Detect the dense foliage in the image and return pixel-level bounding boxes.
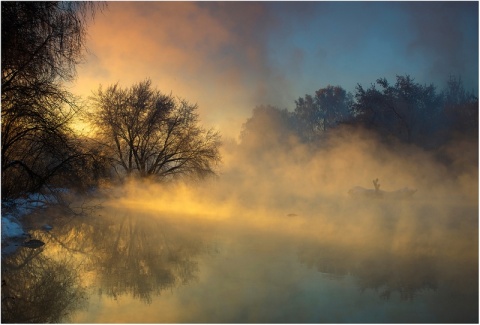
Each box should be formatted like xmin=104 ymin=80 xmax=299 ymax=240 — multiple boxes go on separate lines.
xmin=243 ymin=75 xmax=478 ymax=152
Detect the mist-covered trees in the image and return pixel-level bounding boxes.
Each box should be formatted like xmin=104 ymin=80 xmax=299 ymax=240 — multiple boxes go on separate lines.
xmin=442 ymin=76 xmax=478 ymax=138
xmin=350 ymin=75 xmax=478 ymax=148
xmin=352 ymin=75 xmax=445 ymax=147
xmin=241 ymin=105 xmax=296 ymax=150
xmin=295 ymin=85 xmax=353 ymax=140
xmin=90 ymin=80 xmax=221 ymax=180
xmin=241 ymin=75 xmax=477 ymax=151
xmin=1 ymin=2 xmax=104 ymax=199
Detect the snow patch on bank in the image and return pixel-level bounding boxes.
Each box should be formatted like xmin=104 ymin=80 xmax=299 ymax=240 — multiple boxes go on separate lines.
xmin=1 ymin=212 xmax=29 ymax=255
xmin=1 ymin=215 xmax=24 ymax=241
xmin=1 ymin=191 xmax=65 ymax=254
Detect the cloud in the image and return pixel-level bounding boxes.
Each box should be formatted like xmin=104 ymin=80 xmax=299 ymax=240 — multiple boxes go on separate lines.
xmin=404 ymin=2 xmax=478 ymax=89
xmin=73 ymin=2 xmax=478 ymax=140
xmin=74 ymin=2 xmax=285 ymax=138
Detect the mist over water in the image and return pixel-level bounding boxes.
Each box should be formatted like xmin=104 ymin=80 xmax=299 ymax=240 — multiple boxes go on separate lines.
xmin=76 ymin=123 xmax=476 ymax=322
xmin=112 ymin=123 xmax=477 ymax=216
xmin=3 ymin=122 xmax=477 ymax=323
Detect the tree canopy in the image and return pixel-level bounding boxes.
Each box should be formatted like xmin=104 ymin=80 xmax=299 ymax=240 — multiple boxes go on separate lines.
xmin=294 ymin=85 xmax=353 ymax=141
xmin=1 ymin=2 xmax=104 ymax=200
xmin=90 ymin=79 xmax=221 ymax=180
xmin=241 ymin=75 xmax=477 ymax=151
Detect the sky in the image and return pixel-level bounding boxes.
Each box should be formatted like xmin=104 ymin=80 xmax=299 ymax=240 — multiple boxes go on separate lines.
xmin=71 ymin=1 xmax=479 ymax=140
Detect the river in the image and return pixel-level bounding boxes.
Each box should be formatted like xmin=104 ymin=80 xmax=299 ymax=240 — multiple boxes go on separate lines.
xmin=1 ymin=191 xmax=478 ymax=323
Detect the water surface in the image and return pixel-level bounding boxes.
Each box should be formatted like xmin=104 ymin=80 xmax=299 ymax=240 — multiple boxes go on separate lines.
xmin=1 ymin=195 xmax=477 ymax=323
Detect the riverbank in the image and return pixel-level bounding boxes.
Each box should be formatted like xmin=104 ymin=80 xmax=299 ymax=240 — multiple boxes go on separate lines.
xmin=1 ymin=192 xmax=64 ymax=256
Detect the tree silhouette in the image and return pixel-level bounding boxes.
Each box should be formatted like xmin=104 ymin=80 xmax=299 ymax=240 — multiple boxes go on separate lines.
xmin=442 ymin=76 xmax=478 ymax=139
xmin=351 ymin=75 xmax=474 ymax=148
xmin=90 ymin=79 xmax=221 ymax=180
xmin=294 ymin=85 xmax=353 ymax=140
xmin=1 ymin=2 xmax=105 ymax=199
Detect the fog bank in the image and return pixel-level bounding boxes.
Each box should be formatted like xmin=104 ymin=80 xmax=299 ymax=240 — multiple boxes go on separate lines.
xmin=102 ymin=123 xmax=477 ymax=226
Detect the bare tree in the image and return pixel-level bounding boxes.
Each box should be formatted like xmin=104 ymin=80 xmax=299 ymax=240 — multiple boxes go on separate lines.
xmin=90 ymin=79 xmax=221 ymax=180
xmin=1 ymin=2 xmax=105 ymax=200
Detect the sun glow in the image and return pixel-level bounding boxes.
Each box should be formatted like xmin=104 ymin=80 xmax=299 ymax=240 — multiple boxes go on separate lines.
xmin=106 ymin=181 xmax=234 ymax=221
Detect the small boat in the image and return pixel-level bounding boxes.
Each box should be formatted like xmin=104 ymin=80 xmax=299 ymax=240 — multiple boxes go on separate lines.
xmin=19 ymin=239 xmax=45 ymax=249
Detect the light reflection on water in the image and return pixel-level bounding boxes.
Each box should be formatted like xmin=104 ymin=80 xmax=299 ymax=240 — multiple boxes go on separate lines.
xmin=1 ymin=197 xmax=478 ymax=323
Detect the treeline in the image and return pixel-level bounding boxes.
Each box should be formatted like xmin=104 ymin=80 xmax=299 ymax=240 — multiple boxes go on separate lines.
xmin=242 ymin=75 xmax=478 ymax=151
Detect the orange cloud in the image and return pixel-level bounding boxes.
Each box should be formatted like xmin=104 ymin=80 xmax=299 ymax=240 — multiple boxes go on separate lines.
xmin=72 ymin=2 xmax=285 ymax=139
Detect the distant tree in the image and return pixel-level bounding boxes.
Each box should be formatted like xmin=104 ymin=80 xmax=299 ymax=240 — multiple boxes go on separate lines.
xmin=240 ymin=105 xmax=296 ymax=149
xmin=1 ymin=2 xmax=104 ymax=199
xmin=294 ymin=85 xmax=352 ymax=141
xmin=90 ymin=79 xmax=221 ymax=180
xmin=441 ymin=76 xmax=478 ymax=139
xmin=293 ymin=94 xmax=318 ymax=141
xmin=315 ymin=86 xmax=353 ymax=130
xmin=352 ymin=75 xmax=444 ymax=148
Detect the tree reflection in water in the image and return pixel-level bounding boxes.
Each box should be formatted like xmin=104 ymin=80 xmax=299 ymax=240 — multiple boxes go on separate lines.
xmin=2 ymin=207 xmax=207 ymax=322
xmin=296 ymin=200 xmax=477 ymax=303
xmin=1 ymin=245 xmax=87 ymax=323
xmin=299 ymin=243 xmax=438 ymax=301
xmin=91 ymin=214 xmax=202 ymax=304
xmin=41 ymin=210 xmax=204 ymax=303
xmin=2 ymin=195 xmax=477 ymax=323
